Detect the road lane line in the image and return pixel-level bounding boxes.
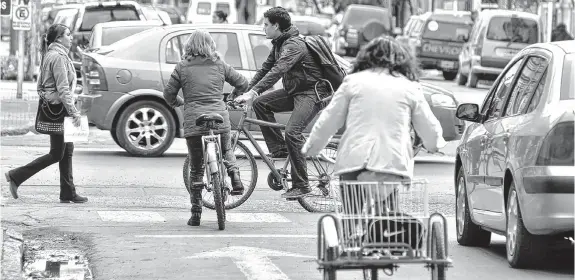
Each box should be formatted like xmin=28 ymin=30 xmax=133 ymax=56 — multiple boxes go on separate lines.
xmin=135 ymin=234 xmax=317 ymax=238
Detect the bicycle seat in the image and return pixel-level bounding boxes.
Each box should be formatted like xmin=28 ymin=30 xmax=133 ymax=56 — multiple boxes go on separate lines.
xmin=196 ymin=113 xmax=224 ymax=126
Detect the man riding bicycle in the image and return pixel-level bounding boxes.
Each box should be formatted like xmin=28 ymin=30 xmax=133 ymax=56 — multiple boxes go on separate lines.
xmin=234 ymin=6 xmax=329 ymax=199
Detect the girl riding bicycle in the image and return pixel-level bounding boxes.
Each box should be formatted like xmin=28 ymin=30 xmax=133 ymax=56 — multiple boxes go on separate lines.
xmin=163 ymin=29 xmax=249 ymax=226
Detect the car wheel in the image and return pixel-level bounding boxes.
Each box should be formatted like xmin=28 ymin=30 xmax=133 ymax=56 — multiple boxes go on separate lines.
xmin=456 ymin=69 xmax=467 ymax=86
xmin=111 ymin=130 xmax=122 ymax=147
xmin=456 ymin=167 xmax=491 ymax=247
xmin=467 ymin=72 xmax=478 ymax=88
xmin=442 ymin=71 xmax=457 ymax=81
xmin=506 ymin=182 xmax=549 ymax=268
xmin=116 ymin=100 xmax=176 ymax=157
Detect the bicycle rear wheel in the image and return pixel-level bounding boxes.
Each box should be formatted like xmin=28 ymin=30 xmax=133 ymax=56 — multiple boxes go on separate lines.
xmin=298 ymin=143 xmax=340 ymax=213
xmin=183 ymin=141 xmax=258 ymax=209
xmin=212 ymin=172 xmax=226 ymax=230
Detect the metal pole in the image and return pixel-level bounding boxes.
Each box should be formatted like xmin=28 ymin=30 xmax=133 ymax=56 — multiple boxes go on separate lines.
xmin=547 ymin=0 xmax=554 ymax=42
xmin=16 ymin=29 xmax=24 ymax=99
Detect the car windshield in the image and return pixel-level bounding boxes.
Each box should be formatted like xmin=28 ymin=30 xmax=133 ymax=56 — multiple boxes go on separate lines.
xmin=486 ymin=16 xmax=538 ymax=44
xmin=101 ymin=26 xmax=156 ymax=46
xmin=215 ymin=3 xmax=230 ymax=15
xmin=342 ymin=8 xmax=389 ymax=28
xmin=561 ymin=53 xmax=574 ymax=100
xmin=422 ymin=21 xmax=471 ymax=42
xmin=79 ymin=7 xmax=140 ymax=31
xmin=197 ymin=3 xmax=211 ymax=15
xmin=54 ymin=8 xmax=79 ymax=29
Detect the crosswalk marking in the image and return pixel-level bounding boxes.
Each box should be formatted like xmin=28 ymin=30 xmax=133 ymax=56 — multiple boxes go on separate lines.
xmin=97 ymin=210 xmax=293 ymax=223
xmin=97 ymin=211 xmax=166 ymax=222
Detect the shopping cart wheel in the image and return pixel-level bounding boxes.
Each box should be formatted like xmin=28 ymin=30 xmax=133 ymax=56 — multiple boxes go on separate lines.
xmin=320 ymin=216 xmax=339 ymax=280
xmin=430 ymin=221 xmax=447 ymax=280
xmin=362 ymin=269 xmax=378 ymax=280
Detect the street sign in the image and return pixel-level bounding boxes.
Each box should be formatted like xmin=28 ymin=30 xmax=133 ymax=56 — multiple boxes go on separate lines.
xmin=1 ymin=0 xmax=11 ymax=16
xmin=12 ymin=0 xmax=31 ymax=30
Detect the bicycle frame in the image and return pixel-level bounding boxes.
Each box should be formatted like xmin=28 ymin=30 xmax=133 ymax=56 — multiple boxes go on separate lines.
xmin=201 ymin=127 xmax=224 ymax=188
xmin=229 ymin=104 xmax=335 ymax=187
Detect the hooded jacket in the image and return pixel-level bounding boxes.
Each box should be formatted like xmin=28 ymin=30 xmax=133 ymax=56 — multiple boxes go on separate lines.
xmin=248 ymin=26 xmax=325 ymax=95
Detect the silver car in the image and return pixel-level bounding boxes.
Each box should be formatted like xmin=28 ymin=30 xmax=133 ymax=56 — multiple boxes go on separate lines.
xmin=454 ymin=41 xmax=574 ymax=268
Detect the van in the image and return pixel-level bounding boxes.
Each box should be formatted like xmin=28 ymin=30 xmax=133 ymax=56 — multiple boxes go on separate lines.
xmin=186 ymin=0 xmax=236 ymax=24
xmin=458 ymin=9 xmax=543 ymax=88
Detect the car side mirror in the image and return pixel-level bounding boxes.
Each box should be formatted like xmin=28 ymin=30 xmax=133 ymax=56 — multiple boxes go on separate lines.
xmin=456 ymin=103 xmax=481 ymax=122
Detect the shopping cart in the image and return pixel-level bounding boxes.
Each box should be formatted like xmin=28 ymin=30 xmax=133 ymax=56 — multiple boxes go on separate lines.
xmin=317 ymin=179 xmax=452 ymax=280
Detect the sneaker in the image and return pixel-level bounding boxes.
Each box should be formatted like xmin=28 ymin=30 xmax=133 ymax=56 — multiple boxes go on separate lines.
xmin=187 ymin=213 xmax=201 ymax=226
xmin=228 ymin=170 xmax=244 ymax=196
xmin=281 ymin=187 xmax=312 ymax=199
xmin=60 ymin=195 xmax=88 ymax=203
xmin=267 ymin=150 xmax=289 ymax=159
xmin=5 ymin=172 xmax=18 ymax=199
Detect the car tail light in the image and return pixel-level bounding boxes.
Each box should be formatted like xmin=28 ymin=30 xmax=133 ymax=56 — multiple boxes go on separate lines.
xmin=83 ymin=56 xmax=108 ymax=92
xmin=536 ymin=121 xmax=574 ymax=166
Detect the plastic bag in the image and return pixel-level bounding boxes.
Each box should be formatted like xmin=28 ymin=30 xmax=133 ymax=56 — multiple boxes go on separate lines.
xmin=64 ymin=116 xmax=89 ymax=143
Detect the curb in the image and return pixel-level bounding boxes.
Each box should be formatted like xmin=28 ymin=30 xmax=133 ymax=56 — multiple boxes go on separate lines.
xmin=1 ymin=227 xmax=24 ymax=280
xmin=0 ymin=125 xmax=34 ymax=136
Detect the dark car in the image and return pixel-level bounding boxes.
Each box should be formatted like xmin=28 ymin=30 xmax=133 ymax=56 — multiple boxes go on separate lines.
xmin=79 ymin=24 xmax=463 ymax=157
xmin=332 ymin=4 xmax=393 ymax=57
xmin=397 ymin=11 xmax=473 ymax=81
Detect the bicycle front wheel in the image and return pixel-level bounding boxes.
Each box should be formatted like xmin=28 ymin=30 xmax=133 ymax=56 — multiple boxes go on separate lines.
xmin=212 ymin=172 xmax=226 ymax=230
xmin=298 ymin=142 xmax=340 ymax=213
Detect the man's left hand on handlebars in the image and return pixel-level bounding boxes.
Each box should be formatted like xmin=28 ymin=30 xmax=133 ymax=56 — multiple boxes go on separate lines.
xmin=234 ymin=89 xmax=257 ymax=104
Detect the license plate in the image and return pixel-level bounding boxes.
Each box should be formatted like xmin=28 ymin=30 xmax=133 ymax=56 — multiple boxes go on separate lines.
xmin=440 ymin=61 xmax=456 ymax=69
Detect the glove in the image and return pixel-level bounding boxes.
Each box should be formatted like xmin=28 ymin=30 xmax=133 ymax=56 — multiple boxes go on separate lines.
xmin=234 ymin=90 xmax=257 ymax=104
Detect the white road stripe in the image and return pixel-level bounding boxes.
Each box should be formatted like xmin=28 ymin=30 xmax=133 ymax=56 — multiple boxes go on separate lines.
xmin=135 ymin=234 xmax=317 ymax=238
xmin=97 ymin=211 xmax=292 ymax=223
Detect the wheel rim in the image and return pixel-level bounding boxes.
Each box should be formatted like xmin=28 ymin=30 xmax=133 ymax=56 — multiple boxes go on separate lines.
xmin=456 ymin=176 xmax=466 ymax=237
xmin=124 ymin=107 xmax=169 ymax=150
xmin=506 ymin=189 xmax=518 ymax=257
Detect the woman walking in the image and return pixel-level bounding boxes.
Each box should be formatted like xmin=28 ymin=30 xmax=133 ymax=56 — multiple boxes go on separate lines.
xmin=163 ymin=30 xmax=248 ymax=226
xmin=302 ymin=36 xmax=446 ymax=207
xmin=5 ymin=24 xmax=86 ymax=203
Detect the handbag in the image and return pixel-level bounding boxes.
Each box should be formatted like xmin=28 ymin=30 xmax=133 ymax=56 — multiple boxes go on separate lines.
xmin=34 ymin=55 xmax=69 ymax=135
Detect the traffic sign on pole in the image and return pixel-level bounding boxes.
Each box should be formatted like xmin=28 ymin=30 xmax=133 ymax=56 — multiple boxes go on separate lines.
xmin=12 ymin=0 xmax=31 ymax=30
xmin=1 ymin=0 xmax=11 ymax=16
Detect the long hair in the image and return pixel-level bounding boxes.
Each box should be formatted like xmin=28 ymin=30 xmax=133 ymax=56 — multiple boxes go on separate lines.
xmin=40 ymin=24 xmax=69 ymax=57
xmin=350 ymin=36 xmax=421 ymax=82
xmin=182 ymin=29 xmax=220 ymax=62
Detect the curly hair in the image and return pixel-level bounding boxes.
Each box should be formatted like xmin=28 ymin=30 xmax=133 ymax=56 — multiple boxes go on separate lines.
xmin=182 ymin=29 xmax=221 ymax=62
xmin=350 ymin=36 xmax=421 ymax=82
xmin=263 ymin=6 xmax=291 ymax=31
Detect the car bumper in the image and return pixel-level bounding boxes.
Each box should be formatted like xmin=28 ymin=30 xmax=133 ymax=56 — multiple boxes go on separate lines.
xmin=78 ymin=90 xmax=127 ymax=130
xmin=517 ymin=165 xmax=574 ymax=235
xmin=419 ymin=57 xmax=459 ymax=72
xmin=471 ymin=64 xmax=502 ymax=76
xmin=431 ymin=106 xmax=464 ymax=141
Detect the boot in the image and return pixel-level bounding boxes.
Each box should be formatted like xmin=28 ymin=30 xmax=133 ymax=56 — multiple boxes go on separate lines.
xmin=187 ymin=183 xmax=204 ymax=226
xmin=228 ymin=170 xmax=244 ymax=196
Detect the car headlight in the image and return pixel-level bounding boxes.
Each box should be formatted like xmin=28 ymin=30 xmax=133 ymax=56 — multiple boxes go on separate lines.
xmin=431 ymin=94 xmax=456 ymax=108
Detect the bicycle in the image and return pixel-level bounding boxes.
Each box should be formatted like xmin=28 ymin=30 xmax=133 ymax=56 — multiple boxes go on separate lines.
xmin=189 ymin=113 xmax=230 ymax=230
xmin=317 ymin=179 xmax=452 ymax=280
xmin=183 ymin=100 xmax=341 ymax=213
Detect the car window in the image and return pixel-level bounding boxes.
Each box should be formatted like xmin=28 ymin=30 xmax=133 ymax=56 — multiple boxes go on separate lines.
xmin=197 ymin=2 xmax=211 ymax=15
xmin=486 ymin=16 xmax=538 ymax=44
xmin=102 ymin=26 xmax=156 ymax=46
xmin=210 ymin=32 xmax=242 ymax=68
xmin=166 ymin=35 xmax=184 ymax=64
xmin=80 ymin=7 xmax=140 ymax=31
xmin=422 ymin=20 xmax=471 ymax=42
xmin=342 ymin=8 xmax=390 ymax=28
xmin=53 ymin=8 xmax=79 ymax=29
xmin=249 ymin=34 xmax=272 ymax=70
xmin=526 ymin=70 xmax=547 ymax=112
xmin=483 ymin=57 xmax=525 ymax=120
xmin=561 ymin=53 xmax=574 ymax=100
xmin=215 ymin=3 xmax=230 ymax=15
xmin=504 ymin=56 xmax=548 ymax=116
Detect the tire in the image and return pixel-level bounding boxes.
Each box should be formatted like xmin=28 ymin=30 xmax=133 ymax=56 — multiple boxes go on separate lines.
xmin=111 ymin=130 xmax=122 ymax=148
xmin=467 ymin=72 xmax=478 ymax=88
xmin=116 ymin=100 xmax=176 ymax=157
xmin=456 ymin=70 xmax=467 ymax=86
xmin=455 ymin=167 xmax=491 ymax=247
xmin=506 ymin=182 xmax=548 ymax=268
xmin=298 ymin=143 xmax=339 ymax=213
xmin=442 ymin=71 xmax=457 ymax=81
xmin=430 ymin=221 xmax=447 ymax=280
xmin=183 ymin=141 xmax=258 ymax=210
xmin=212 ymin=172 xmax=226 ymax=231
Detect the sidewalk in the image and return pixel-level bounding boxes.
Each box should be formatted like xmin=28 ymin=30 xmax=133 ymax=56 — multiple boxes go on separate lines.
xmin=1 ymin=80 xmax=38 ymax=136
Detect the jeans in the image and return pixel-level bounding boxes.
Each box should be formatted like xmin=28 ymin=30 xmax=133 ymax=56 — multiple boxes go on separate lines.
xmin=252 ymin=89 xmax=321 ymax=189
xmin=7 ymin=134 xmax=77 ymax=199
xmin=186 ymin=132 xmax=238 ymax=185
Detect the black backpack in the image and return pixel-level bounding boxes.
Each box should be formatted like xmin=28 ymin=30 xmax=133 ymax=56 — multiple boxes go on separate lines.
xmin=303 ymin=35 xmax=347 ymax=93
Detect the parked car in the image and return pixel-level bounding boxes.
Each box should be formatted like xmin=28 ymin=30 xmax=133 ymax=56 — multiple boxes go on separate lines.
xmin=454 ymin=41 xmax=574 ymax=268
xmin=396 ymin=11 xmax=474 ymax=81
xmin=458 ymin=9 xmax=543 ymax=88
xmin=53 ymin=1 xmax=148 ymax=75
xmin=186 ymin=0 xmax=236 ymax=24
xmin=141 ymin=6 xmax=172 ymax=25
xmin=79 ymin=24 xmax=463 ymax=157
xmin=332 ymin=4 xmax=394 ymax=57
xmin=86 ymin=21 xmax=165 ymax=51
xmin=144 ymin=4 xmax=186 ymax=24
